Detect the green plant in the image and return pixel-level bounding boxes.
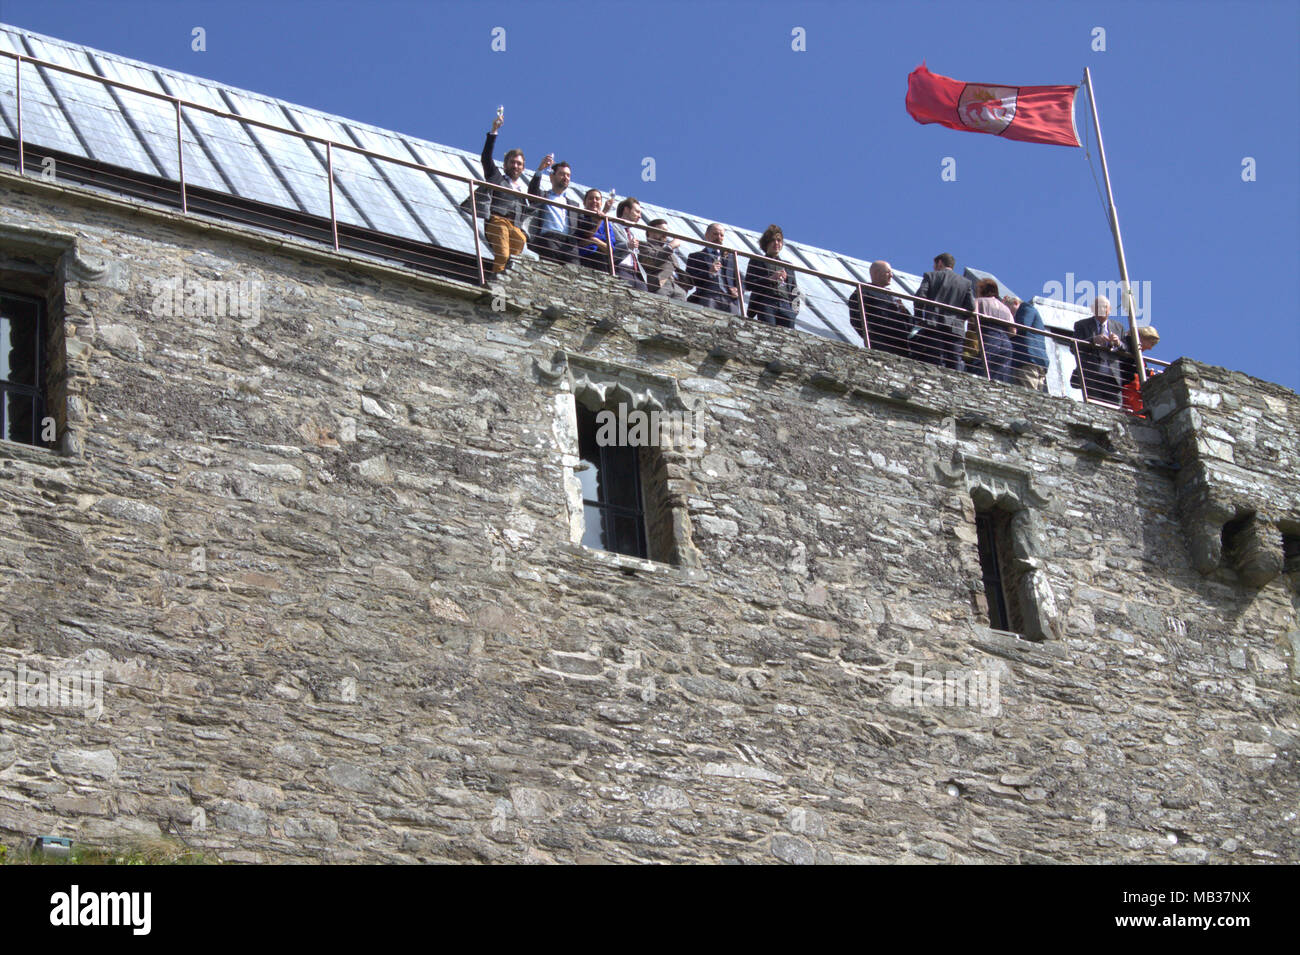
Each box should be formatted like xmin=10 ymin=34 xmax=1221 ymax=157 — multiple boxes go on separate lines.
xmin=3 ymin=836 xmax=216 ymax=865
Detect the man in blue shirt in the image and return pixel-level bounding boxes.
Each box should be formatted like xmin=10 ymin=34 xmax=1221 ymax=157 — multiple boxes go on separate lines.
xmin=1005 ymin=294 xmax=1049 ymax=393
xmin=528 ymin=156 xmax=580 ymax=264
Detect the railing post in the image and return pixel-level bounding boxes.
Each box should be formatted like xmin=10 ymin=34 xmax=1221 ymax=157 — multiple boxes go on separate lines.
xmin=732 ymin=250 xmax=744 ymax=316
xmin=975 ymin=311 xmax=991 ymax=380
xmin=175 ymin=99 xmax=187 ymax=213
xmin=15 ymin=55 xmax=23 ymax=176
xmin=326 ymin=141 xmax=339 ymax=252
xmin=604 ymin=212 xmax=616 ymax=277
xmin=1071 ymin=339 xmax=1091 ymax=404
xmin=469 ymin=180 xmax=485 ymax=285
xmin=856 ymin=282 xmax=871 ymax=349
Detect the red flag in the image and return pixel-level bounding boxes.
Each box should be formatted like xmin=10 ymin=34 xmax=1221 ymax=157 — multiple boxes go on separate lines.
xmin=906 ymin=63 xmax=1080 ymax=147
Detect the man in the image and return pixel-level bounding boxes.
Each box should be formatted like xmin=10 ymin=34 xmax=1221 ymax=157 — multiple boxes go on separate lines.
xmin=849 ymin=260 xmax=914 ymax=358
xmin=641 ymin=219 xmax=689 ymax=301
xmin=527 ymin=156 xmax=580 ymax=264
xmin=575 ymin=188 xmax=617 ymax=271
xmin=480 ymin=111 xmax=530 ymax=274
xmin=1005 ymin=294 xmax=1048 ymax=393
xmin=610 ymin=197 xmax=647 ymax=290
xmin=913 ymin=253 xmax=975 ymax=370
xmin=686 ymin=223 xmax=741 ymax=315
xmin=1072 ymin=295 xmax=1127 ymax=404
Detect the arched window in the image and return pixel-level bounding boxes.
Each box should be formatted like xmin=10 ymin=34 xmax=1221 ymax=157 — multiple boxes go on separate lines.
xmin=544 ymin=353 xmax=704 ymax=568
xmin=576 ymin=400 xmax=648 ymax=559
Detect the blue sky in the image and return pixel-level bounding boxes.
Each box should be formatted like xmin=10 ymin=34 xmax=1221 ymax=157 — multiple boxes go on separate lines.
xmin=3 ymin=0 xmax=1297 ymax=390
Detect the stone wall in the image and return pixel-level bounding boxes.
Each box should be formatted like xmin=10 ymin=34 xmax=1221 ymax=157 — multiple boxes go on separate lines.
xmin=0 ymin=173 xmax=1296 ymax=863
xmin=1145 ymin=363 xmax=1300 ymax=588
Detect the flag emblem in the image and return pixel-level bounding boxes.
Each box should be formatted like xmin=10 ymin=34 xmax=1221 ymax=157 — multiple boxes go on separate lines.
xmin=958 ymin=86 xmax=1017 ymax=133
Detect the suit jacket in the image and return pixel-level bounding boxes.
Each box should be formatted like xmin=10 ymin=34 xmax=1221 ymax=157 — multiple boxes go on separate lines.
xmin=686 ymin=247 xmax=740 ymax=314
xmin=1073 ymin=316 xmax=1128 ymax=385
xmin=527 ymin=172 xmax=580 ymax=238
xmin=610 ymin=221 xmax=643 ymax=273
xmin=914 ymin=268 xmax=975 ymax=331
xmin=480 ymin=132 xmax=528 ymax=226
xmin=850 ymin=284 xmax=914 ymax=355
xmin=641 ymin=238 xmax=689 ymax=300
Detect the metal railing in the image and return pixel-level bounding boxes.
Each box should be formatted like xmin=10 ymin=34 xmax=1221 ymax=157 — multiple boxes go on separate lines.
xmin=0 ymin=47 xmax=1167 ymax=412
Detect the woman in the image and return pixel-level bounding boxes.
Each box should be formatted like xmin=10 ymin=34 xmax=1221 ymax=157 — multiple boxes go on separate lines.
xmin=575 ymin=188 xmax=618 ymax=272
xmin=744 ymin=224 xmax=800 ymax=329
xmin=970 ymin=278 xmax=1015 ymax=383
xmin=1121 ymin=325 xmax=1161 ymax=414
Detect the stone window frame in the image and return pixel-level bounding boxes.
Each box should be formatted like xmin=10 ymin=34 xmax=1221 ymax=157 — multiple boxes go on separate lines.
xmin=1216 ymin=510 xmax=1296 ymax=589
xmin=0 ymin=289 xmax=50 ymax=447
xmin=0 ymin=223 xmax=107 ymax=459
xmin=934 ymin=445 xmax=1063 ymax=642
xmin=537 ymin=350 xmax=703 ymax=569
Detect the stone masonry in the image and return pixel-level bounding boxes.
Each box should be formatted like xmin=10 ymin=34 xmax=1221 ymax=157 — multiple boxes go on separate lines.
xmin=0 ymin=171 xmax=1296 ymax=863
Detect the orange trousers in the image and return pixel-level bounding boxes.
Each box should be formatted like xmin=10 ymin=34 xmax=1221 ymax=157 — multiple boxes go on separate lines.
xmin=485 ymin=215 xmax=527 ymax=272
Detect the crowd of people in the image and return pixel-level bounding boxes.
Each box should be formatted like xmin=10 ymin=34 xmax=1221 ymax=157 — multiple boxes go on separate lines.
xmin=476 ymin=113 xmax=1160 ymax=411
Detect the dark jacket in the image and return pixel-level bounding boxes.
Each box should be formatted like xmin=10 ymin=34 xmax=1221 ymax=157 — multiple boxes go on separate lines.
xmin=850 ymin=284 xmax=914 ymax=356
xmin=914 ymin=268 xmax=975 ymax=332
xmin=685 ymin=247 xmax=741 ymax=314
xmin=1072 ymin=315 xmax=1129 ymax=392
xmin=480 ymin=132 xmax=529 ymax=226
xmin=641 ymin=238 xmax=688 ymax=300
xmin=743 ymin=255 xmax=799 ymax=327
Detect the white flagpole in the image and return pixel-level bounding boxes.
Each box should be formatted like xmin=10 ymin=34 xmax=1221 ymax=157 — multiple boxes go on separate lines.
xmin=1083 ymin=67 xmax=1146 ymax=383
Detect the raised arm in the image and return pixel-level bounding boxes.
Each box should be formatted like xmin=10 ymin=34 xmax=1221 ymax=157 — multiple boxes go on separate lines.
xmin=528 ymin=154 xmax=555 ymax=200
xmin=481 ymin=113 xmax=504 ymax=180
xmin=481 ymin=131 xmax=499 ymax=181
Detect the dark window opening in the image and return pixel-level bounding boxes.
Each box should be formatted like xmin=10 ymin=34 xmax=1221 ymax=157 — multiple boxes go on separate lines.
xmin=1220 ymin=512 xmax=1256 ymax=564
xmin=576 ymin=402 xmax=648 ymax=559
xmin=0 ymin=291 xmax=52 ymax=448
xmin=975 ymin=508 xmax=1023 ymax=634
xmin=1282 ymin=530 xmax=1299 ymax=574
